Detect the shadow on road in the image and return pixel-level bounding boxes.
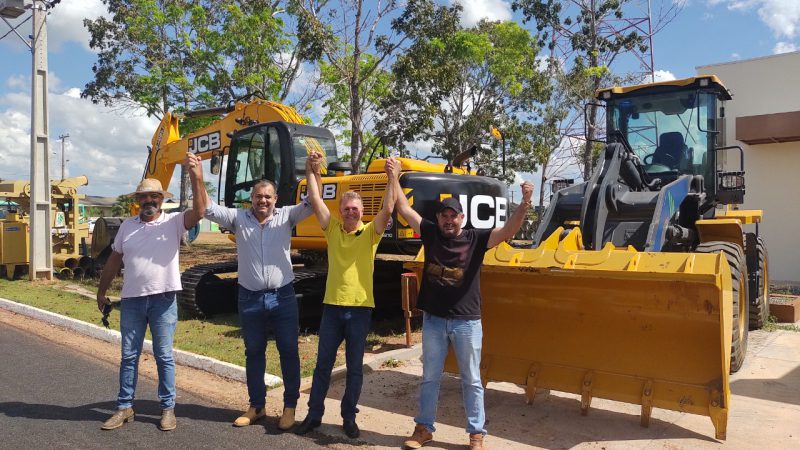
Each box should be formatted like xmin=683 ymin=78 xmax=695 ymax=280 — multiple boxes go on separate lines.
xmin=0 ymin=399 xmax=241 ymax=426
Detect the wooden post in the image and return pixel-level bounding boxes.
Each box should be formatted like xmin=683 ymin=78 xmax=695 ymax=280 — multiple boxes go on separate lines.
xmin=401 ymin=272 xmax=419 ymax=348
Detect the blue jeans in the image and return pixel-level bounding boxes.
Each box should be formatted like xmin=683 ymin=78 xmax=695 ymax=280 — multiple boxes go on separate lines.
xmin=415 ymin=312 xmax=485 ymax=435
xmin=307 ymin=304 xmax=372 ymax=421
xmin=238 ymin=284 xmax=300 ymax=409
xmin=117 ymin=292 xmax=178 ymax=410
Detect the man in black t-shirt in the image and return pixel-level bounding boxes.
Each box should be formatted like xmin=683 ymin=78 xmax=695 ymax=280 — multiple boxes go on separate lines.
xmin=385 ymin=158 xmax=533 ymax=450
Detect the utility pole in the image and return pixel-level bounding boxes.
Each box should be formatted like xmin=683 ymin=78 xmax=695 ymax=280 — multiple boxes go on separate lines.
xmin=57 ymin=133 xmax=69 ymax=180
xmin=1 ymin=0 xmax=60 ymax=280
xmin=29 ymin=0 xmax=54 ymax=280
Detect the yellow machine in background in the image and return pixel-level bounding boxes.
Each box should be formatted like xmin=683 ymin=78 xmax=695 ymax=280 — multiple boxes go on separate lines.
xmin=0 ymin=176 xmax=91 ymax=279
xmin=92 ymin=95 xmax=509 ymax=318
xmin=406 ymin=76 xmax=768 ymax=440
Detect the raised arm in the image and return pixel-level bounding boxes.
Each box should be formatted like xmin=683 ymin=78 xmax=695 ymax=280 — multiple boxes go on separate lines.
xmin=389 ymin=159 xmax=422 ymax=235
xmin=305 ymin=151 xmax=331 ymax=229
xmin=372 ymin=158 xmax=398 ymax=234
xmin=183 ymin=152 xmax=206 ymax=230
xmin=487 ymin=181 xmax=533 ymax=249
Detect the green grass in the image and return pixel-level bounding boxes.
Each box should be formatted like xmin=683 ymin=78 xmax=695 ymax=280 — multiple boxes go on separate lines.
xmin=763 ymin=314 xmax=800 ymax=333
xmin=0 ymin=278 xmax=331 ymax=378
xmin=771 ymin=284 xmax=800 ymax=295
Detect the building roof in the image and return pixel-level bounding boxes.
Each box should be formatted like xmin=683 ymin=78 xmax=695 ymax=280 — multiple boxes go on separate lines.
xmin=696 ymin=50 xmax=800 ymax=70
xmin=83 ymin=195 xmax=118 ymax=208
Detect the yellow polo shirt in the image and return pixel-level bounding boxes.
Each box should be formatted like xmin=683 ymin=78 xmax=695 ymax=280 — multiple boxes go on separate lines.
xmin=323 ymin=216 xmax=383 ymax=308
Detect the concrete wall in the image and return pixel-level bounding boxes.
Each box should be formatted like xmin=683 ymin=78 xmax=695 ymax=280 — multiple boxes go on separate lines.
xmin=698 ymin=52 xmax=800 ymax=284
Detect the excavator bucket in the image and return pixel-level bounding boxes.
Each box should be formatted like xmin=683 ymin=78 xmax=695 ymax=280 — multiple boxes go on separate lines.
xmin=405 ymin=227 xmax=733 ymax=440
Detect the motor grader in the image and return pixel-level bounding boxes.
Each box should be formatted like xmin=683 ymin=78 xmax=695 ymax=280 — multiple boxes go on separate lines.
xmin=405 ymin=75 xmax=767 ymax=440
xmin=92 ymin=95 xmax=508 ymax=318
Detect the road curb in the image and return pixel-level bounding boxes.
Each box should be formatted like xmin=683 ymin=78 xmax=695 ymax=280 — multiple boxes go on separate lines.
xmin=0 ymin=297 xmax=283 ymax=387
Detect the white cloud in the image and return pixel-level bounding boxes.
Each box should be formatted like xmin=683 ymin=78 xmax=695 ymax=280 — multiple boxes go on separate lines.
xmin=773 ymin=41 xmax=798 ymax=53
xmin=6 ymin=74 xmax=26 ymax=89
xmin=404 ymin=138 xmax=434 ymax=158
xmin=653 ymin=69 xmax=677 ymax=82
xmin=731 ymin=52 xmax=741 ymax=59
xmin=0 ymin=75 xmax=160 ymax=197
xmin=453 ymin=0 xmax=513 ymax=27
xmin=716 ymin=0 xmax=800 ymax=39
xmin=47 ymin=0 xmax=110 ymax=52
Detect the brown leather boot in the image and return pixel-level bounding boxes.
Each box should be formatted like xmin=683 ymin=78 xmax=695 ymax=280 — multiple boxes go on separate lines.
xmin=101 ymin=408 xmax=134 ymax=430
xmin=159 ymin=408 xmax=177 ymax=431
xmin=233 ymin=406 xmax=266 ymax=427
xmin=403 ymin=423 xmax=433 ymax=449
xmin=278 ymin=407 xmax=296 ymax=431
xmin=469 ymin=433 xmax=485 ymax=450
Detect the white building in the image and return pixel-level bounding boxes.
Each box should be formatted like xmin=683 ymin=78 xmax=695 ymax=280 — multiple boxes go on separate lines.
xmin=698 ymin=51 xmax=800 ymax=284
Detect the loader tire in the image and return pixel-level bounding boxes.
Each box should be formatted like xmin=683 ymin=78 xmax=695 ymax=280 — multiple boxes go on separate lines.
xmin=745 ymin=234 xmax=770 ymax=329
xmin=696 ymin=241 xmax=748 ymax=373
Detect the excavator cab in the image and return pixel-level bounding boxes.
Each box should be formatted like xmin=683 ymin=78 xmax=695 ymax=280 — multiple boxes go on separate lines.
xmin=224 ymin=122 xmax=338 ymax=208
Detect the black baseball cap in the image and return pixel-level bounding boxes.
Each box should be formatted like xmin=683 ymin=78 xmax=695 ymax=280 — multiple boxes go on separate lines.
xmin=437 ymin=197 xmax=463 ymax=214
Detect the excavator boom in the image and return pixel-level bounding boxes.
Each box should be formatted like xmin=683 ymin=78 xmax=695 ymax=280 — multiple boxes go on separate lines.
xmin=144 ymin=99 xmax=306 ymax=190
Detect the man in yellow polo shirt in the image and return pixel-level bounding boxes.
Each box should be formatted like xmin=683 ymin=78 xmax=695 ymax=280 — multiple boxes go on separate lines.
xmin=295 ymin=151 xmax=398 ymax=438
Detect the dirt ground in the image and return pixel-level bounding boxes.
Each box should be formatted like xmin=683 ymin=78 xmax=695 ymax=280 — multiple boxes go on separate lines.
xmin=180 ymin=232 xmax=237 ymax=270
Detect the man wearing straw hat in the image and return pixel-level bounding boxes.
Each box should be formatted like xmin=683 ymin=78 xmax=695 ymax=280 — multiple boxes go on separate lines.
xmin=96 ymin=160 xmax=204 ymax=432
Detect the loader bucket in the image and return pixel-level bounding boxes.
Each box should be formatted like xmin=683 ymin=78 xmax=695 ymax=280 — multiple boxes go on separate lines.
xmin=405 ymin=227 xmax=733 ymax=440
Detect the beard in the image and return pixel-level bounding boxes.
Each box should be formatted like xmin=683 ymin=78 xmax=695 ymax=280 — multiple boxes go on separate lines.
xmin=140 ymin=202 xmax=159 ymax=218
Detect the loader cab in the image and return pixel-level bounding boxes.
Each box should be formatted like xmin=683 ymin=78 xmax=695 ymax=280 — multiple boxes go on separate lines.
xmin=599 ymin=76 xmax=733 ymax=202
xmin=224 ymin=122 xmax=337 ymax=208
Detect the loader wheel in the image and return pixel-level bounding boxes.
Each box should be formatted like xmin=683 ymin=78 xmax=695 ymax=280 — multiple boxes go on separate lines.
xmin=696 ymin=241 xmax=748 ymax=373
xmin=745 ymin=234 xmax=770 ymax=329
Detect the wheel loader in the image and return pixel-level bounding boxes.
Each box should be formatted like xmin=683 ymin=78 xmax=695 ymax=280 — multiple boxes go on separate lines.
xmin=405 ymin=75 xmax=767 ymax=440
xmin=92 ymin=94 xmax=508 ymax=318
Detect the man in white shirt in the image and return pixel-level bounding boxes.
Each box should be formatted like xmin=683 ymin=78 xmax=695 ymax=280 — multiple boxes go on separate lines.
xmin=96 ymin=160 xmax=203 ymax=432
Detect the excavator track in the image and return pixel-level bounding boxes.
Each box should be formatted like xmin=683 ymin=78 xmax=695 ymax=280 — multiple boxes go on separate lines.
xmin=178 ymin=256 xmax=406 ymax=321
xmin=179 ymin=261 xmax=239 ymax=318
xmin=178 ymin=260 xmax=331 ymax=319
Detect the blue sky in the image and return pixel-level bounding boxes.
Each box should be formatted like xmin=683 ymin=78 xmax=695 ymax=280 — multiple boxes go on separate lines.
xmin=1 ymin=0 xmax=798 ymax=198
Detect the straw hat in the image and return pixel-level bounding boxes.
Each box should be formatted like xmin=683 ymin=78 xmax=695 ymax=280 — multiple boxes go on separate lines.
xmin=130 ymin=178 xmax=173 ymax=198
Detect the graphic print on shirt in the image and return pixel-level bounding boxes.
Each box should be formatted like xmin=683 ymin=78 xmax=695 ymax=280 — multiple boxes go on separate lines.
xmin=424 ymin=262 xmax=466 ymax=288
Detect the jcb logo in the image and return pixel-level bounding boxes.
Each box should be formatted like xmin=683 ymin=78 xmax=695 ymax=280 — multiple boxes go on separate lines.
xmin=449 ymin=194 xmax=507 ymax=229
xmin=188 ymin=131 xmax=221 ymax=153
xmin=300 ymin=183 xmax=337 ymax=200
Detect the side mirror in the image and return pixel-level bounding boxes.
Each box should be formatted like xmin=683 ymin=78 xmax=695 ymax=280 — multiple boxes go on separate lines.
xmin=210 ymin=155 xmax=221 ymax=175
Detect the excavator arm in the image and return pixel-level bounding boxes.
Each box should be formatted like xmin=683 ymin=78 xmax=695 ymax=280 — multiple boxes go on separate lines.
xmin=142 ymin=99 xmax=306 ymax=190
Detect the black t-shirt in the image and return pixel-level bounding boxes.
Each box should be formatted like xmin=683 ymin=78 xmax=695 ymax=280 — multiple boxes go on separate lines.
xmin=416 ymin=219 xmax=492 ymax=320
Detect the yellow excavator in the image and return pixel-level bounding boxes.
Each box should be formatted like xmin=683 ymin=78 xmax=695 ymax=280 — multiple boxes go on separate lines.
xmin=93 ymin=94 xmax=509 ymax=318
xmin=405 ymin=75 xmax=767 ymax=440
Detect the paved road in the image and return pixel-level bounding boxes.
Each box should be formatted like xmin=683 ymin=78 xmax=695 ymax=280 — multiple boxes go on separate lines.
xmin=0 ymin=324 xmax=326 ymax=450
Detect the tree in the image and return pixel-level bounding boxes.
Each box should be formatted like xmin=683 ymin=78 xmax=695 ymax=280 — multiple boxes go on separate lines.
xmin=295 ymin=0 xmax=409 ymax=172
xmin=513 ymin=0 xmax=683 ymax=179
xmin=111 ymin=194 xmax=135 ymax=217
xmin=379 ymin=14 xmax=549 ymax=183
xmin=83 ymin=0 xmax=325 ymax=202
xmin=373 ymin=0 xmax=461 ymax=153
